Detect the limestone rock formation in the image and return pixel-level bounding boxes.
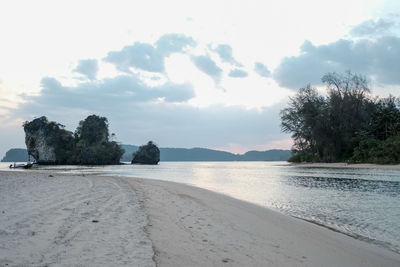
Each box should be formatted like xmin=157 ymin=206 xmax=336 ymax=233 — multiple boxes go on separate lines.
xmin=132 ymin=141 xmax=160 ymax=164
xmin=23 ymin=116 xmax=75 ymax=164
xmin=23 ymin=115 xmax=124 ymax=165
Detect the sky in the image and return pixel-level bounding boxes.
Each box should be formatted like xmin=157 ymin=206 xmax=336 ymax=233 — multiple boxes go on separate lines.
xmin=1 ymin=0 xmax=400 ymax=157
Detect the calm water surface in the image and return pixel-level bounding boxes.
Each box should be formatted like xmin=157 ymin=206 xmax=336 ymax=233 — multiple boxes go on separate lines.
xmin=2 ymin=161 xmax=400 ymax=253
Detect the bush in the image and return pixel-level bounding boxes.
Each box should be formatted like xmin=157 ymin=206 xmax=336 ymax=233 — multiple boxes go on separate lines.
xmin=288 ymin=151 xmax=316 ymax=162
xmin=351 ymin=135 xmax=400 ymax=164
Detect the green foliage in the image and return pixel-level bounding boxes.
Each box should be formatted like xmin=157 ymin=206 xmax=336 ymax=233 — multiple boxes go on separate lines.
xmin=75 ymin=115 xmax=109 ymax=145
xmin=351 ymin=135 xmax=400 ymax=164
xmin=75 ymin=140 xmax=124 ymax=165
xmin=287 ymin=151 xmax=317 ymax=163
xmin=281 ymin=71 xmax=400 ymax=163
xmin=371 ymin=96 xmax=400 ymax=140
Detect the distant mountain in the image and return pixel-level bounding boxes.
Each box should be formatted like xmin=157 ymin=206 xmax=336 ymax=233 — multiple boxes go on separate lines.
xmin=120 ymin=144 xmax=139 ymax=161
xmin=3 ymin=145 xmax=291 ymax=162
xmin=1 ymin=148 xmax=30 ymax=162
xmin=160 ymin=147 xmax=239 ymax=161
xmin=241 ymin=150 xmax=292 ymax=161
xmin=121 ymin=145 xmax=291 ymax=162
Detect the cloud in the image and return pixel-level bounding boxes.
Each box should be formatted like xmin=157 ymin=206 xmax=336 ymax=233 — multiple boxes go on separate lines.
xmin=214 ymin=44 xmax=242 ymax=66
xmin=191 ymin=55 xmax=223 ymax=82
xmin=254 ymin=62 xmax=271 ymax=78
xmin=103 ymin=34 xmax=196 ymax=73
xmin=350 ymin=18 xmax=394 ymax=37
xmin=104 ymin=42 xmax=164 ymax=73
xmin=155 ymin=33 xmax=196 ymax=56
xmin=273 ymin=36 xmax=400 ymax=89
xmin=228 ymin=69 xmax=248 ymax=78
xmin=73 ymin=59 xmax=98 ymax=80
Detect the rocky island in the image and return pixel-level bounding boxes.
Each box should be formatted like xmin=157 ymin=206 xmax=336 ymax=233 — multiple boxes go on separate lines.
xmin=132 ymin=141 xmax=160 ymax=164
xmin=23 ymin=115 xmax=124 ymax=165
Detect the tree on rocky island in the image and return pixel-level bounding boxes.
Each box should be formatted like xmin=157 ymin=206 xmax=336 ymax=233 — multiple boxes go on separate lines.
xmin=23 ymin=115 xmax=124 ymax=165
xmin=75 ymin=115 xmax=109 ymax=145
xmin=131 ymin=141 xmax=160 ymax=165
xmin=73 ymin=115 xmax=124 ymax=165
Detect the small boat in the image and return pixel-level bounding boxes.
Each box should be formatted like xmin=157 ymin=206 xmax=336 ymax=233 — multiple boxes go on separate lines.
xmin=9 ymin=163 xmax=34 ymax=169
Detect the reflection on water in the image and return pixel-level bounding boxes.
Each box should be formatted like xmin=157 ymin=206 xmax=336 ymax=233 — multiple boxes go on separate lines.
xmin=2 ymin=161 xmax=400 ymax=253
xmin=287 ymin=175 xmax=400 ymax=195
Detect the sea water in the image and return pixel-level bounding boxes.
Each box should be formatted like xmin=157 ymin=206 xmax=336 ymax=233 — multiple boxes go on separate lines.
xmin=2 ymin=161 xmax=400 ymax=253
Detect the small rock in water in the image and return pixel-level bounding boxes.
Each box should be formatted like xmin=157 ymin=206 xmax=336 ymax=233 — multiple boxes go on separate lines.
xmin=49 ymin=174 xmax=53 ymax=177
xmin=131 ymin=141 xmax=160 ymax=164
xmin=92 ymin=220 xmax=99 ymax=223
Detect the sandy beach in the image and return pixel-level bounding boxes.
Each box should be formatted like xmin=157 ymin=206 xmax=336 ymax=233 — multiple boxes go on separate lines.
xmin=0 ymin=171 xmax=154 ymax=266
xmin=1 ymin=171 xmax=400 ymax=266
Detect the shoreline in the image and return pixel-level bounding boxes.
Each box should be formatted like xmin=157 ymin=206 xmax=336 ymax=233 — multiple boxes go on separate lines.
xmin=290 ymin=162 xmax=400 ymax=170
xmin=1 ymin=170 xmax=400 ymax=266
xmin=293 ymin=216 xmax=398 ymax=255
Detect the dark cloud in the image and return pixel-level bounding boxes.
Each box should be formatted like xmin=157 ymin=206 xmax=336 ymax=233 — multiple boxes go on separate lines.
xmin=228 ymin=69 xmax=248 ymax=78
xmin=254 ymin=62 xmax=271 ymax=78
xmin=214 ymin=44 xmax=242 ymax=66
xmin=191 ymin=55 xmax=223 ymax=82
xmin=23 ymin=74 xmax=195 ymax=114
xmin=73 ymin=59 xmax=98 ymax=80
xmin=350 ymin=18 xmax=394 ymax=37
xmin=273 ymin=36 xmax=400 ymax=89
xmin=104 ymin=34 xmax=196 ymax=73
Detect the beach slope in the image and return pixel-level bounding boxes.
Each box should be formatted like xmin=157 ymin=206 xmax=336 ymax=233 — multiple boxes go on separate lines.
xmin=127 ymin=177 xmax=400 ymax=267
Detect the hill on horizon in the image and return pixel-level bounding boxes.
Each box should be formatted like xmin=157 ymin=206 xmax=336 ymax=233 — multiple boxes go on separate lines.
xmin=1 ymin=148 xmax=30 ymax=163
xmin=2 ymin=145 xmax=291 ymax=162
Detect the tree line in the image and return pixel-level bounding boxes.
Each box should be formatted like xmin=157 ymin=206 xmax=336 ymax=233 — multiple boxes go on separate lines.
xmin=280 ymin=71 xmax=400 ymax=163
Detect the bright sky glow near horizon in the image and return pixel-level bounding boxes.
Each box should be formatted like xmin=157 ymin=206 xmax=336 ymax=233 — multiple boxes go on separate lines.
xmin=1 ymin=0 xmax=400 ymax=157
